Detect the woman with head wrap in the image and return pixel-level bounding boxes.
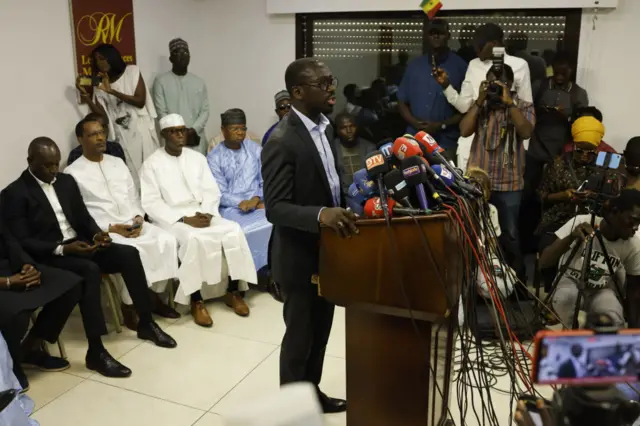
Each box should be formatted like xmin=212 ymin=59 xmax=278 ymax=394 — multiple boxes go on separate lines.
xmin=75 ymin=44 xmax=160 ymax=190
xmin=535 ymin=116 xmax=604 ymax=290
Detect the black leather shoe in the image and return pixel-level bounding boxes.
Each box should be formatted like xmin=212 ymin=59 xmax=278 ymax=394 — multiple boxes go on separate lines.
xmin=318 ymin=391 xmax=347 ymax=413
xmin=85 ymin=350 xmax=132 ymax=378
xmin=137 ymin=321 xmax=177 ymax=348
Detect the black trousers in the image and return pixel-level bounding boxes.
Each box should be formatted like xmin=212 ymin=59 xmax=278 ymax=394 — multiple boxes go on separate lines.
xmin=280 ymin=281 xmax=335 ymax=388
xmin=1 ymin=284 xmax=82 ymax=375
xmin=42 ymin=243 xmax=152 ymax=338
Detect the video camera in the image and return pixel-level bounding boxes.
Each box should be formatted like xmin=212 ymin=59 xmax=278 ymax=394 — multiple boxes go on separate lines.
xmin=522 ymin=314 xmax=640 ymax=426
xmin=579 ymin=151 xmax=624 ymax=215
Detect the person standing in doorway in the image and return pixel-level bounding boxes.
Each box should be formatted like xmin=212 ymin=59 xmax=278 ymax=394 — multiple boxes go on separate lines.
xmin=398 ymin=18 xmax=467 ymax=164
xmin=153 ymin=38 xmax=211 ymax=154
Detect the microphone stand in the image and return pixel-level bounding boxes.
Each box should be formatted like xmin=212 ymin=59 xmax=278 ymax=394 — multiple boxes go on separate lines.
xmin=377 ymin=175 xmax=391 ymax=224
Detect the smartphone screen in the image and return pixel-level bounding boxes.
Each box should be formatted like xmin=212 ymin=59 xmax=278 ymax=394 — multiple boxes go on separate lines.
xmin=595 ymin=152 xmax=622 ymax=169
xmin=534 ymin=330 xmax=640 ymax=385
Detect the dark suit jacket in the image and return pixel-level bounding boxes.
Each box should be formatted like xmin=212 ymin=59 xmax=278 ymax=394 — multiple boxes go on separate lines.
xmin=261 ymin=111 xmax=344 ymax=287
xmin=1 ymin=170 xmax=102 ymax=261
xmin=557 ymin=358 xmax=578 ymax=379
xmin=0 ymin=217 xmax=34 ymax=274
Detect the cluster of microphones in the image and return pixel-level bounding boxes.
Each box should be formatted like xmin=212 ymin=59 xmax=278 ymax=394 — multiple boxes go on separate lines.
xmin=348 ymin=131 xmax=483 ymax=220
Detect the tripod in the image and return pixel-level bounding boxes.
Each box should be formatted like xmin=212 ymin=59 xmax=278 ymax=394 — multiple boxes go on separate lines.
xmin=541 ymin=212 xmax=622 ymax=330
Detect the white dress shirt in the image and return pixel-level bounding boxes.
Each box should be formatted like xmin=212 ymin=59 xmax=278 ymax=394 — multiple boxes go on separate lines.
xmin=443 ymin=53 xmax=533 ymax=114
xmin=291 ymin=106 xmax=341 ymax=210
xmin=29 ymin=170 xmax=77 ymax=255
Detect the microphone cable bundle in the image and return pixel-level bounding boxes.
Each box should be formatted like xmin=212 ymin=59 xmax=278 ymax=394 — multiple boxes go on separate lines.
xmin=348 ymin=131 xmax=555 ymax=425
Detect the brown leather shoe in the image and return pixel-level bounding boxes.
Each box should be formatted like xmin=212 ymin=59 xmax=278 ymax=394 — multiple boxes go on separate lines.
xmin=224 ymin=292 xmax=250 ymax=317
xmin=121 ymin=303 xmax=139 ymax=332
xmin=191 ymin=301 xmax=213 ymax=327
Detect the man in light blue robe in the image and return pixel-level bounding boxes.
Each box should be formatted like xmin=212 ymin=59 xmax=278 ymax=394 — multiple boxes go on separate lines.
xmin=207 ymin=109 xmax=272 ymax=271
xmin=0 ymin=334 xmax=38 ymax=425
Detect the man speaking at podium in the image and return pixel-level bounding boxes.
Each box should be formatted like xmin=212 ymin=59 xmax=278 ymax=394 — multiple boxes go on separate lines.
xmin=261 ymin=58 xmax=358 ymax=414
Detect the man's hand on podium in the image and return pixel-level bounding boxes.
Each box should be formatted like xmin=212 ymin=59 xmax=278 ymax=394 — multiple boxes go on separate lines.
xmin=320 ymin=207 xmax=359 ymax=238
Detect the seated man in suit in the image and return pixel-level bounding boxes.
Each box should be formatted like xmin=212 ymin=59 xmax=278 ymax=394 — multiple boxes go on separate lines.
xmin=207 ymin=109 xmax=272 ymax=278
xmin=0 ymin=220 xmax=82 ymax=391
xmin=67 ymin=113 xmax=126 ymax=167
xmin=1 ymin=138 xmax=177 ymax=379
xmin=141 ymin=114 xmax=257 ymax=326
xmin=65 ymin=115 xmax=180 ymax=330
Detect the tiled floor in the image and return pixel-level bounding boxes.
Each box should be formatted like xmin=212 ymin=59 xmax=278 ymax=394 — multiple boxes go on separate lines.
xmin=25 ymin=291 xmax=525 ymax=425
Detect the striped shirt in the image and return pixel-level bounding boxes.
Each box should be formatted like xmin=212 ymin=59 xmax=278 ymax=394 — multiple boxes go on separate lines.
xmin=467 ymin=97 xmax=535 ymax=192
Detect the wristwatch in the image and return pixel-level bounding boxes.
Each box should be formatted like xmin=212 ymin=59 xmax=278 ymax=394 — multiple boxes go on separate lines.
xmin=441 ymin=123 xmax=448 ymax=131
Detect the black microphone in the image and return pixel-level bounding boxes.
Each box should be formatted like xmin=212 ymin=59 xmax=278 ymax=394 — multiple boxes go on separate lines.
xmin=365 ymin=151 xmax=391 ymax=222
xmin=400 ymin=157 xmax=442 ymax=209
xmin=422 ymin=148 xmax=483 ymax=198
xmin=383 ymin=169 xmax=414 ymax=208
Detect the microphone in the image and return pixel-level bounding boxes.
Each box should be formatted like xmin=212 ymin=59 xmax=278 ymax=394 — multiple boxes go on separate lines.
xmin=347 ymin=183 xmax=366 ymax=215
xmin=415 ymin=131 xmax=483 ymax=198
xmin=377 ymin=139 xmax=394 ymax=160
xmin=353 ymin=168 xmax=378 ymax=198
xmin=383 ymin=169 xmax=413 ymax=208
xmin=432 ymin=164 xmax=482 ymax=198
xmin=363 ymin=197 xmax=429 ymax=218
xmin=392 ymin=137 xmax=423 ymax=161
xmin=364 ymin=151 xmax=391 ymax=222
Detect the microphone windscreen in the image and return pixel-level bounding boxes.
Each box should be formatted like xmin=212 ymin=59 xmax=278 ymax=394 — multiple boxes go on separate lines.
xmin=365 ymin=151 xmax=389 ymax=179
xmin=383 ymin=169 xmax=411 ymax=201
xmin=414 ymin=131 xmax=444 ymax=154
xmin=378 ymin=142 xmax=394 ymax=159
xmin=353 ymin=168 xmax=368 ymax=186
xmin=363 ymin=197 xmax=396 ymax=218
xmin=400 ymin=156 xmax=428 ymax=185
xmin=432 ymin=164 xmax=454 ymax=187
xmin=392 ymin=137 xmax=423 ymax=161
xmin=423 ymin=149 xmax=443 ymax=166
xmin=347 ymin=183 xmax=367 ymax=204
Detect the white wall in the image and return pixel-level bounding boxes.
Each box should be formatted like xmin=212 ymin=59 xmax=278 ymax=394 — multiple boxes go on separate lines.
xmin=576 ymin=0 xmax=640 ymax=151
xmin=0 ymin=0 xmax=295 ymax=188
xmin=0 ymin=0 xmax=636 ymax=187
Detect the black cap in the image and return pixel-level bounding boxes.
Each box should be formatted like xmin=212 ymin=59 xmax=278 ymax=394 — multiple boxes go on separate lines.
xmin=383 ymin=169 xmax=411 ymax=201
xmin=428 ymin=18 xmax=449 ymax=34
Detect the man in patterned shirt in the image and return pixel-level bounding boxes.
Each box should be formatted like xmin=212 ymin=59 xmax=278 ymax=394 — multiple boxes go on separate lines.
xmin=460 ymin=64 xmax=535 ymax=277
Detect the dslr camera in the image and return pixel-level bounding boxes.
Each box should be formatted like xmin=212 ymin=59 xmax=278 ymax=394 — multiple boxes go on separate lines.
xmin=486 ymin=47 xmax=507 ymax=107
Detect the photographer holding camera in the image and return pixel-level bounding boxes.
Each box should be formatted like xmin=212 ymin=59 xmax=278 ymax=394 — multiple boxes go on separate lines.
xmin=460 ymin=64 xmax=534 ymax=278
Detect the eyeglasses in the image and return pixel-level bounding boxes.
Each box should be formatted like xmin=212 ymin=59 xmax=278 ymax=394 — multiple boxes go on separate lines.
xmin=301 ymin=77 xmax=338 ymax=92
xmin=278 ymin=104 xmax=292 ymax=111
xmin=574 ymin=145 xmax=596 ymax=155
xmin=167 ymin=128 xmax=187 ymax=135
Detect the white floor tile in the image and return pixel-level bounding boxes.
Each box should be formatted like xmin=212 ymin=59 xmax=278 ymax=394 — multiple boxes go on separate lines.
xmin=175 ymin=292 xmax=286 ymax=346
xmin=325 ymin=307 xmax=345 ymax=359
xmin=213 ymin=349 xmax=346 ymax=426
xmin=48 ymin=314 xmax=144 ymax=378
xmin=192 ymin=412 xmax=225 ymax=426
xmin=32 ymin=380 xmax=204 ymax=426
xmin=26 ymin=371 xmax=84 ymax=410
xmin=89 ymin=324 xmax=277 ymax=410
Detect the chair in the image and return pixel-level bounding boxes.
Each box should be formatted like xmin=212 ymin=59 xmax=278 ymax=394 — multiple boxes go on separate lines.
xmin=30 ymin=312 xmax=66 ymax=359
xmin=101 ymin=275 xmax=124 ymax=333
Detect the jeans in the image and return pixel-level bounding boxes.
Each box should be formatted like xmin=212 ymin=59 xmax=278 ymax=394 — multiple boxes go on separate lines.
xmin=490 ymin=190 xmax=524 ymax=276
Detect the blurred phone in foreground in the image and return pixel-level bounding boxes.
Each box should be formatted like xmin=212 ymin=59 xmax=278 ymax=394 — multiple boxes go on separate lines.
xmin=532 ymin=329 xmax=640 ymax=385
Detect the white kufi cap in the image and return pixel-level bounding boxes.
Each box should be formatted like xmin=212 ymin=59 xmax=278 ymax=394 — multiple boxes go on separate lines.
xmin=159 ymin=113 xmax=185 ymax=130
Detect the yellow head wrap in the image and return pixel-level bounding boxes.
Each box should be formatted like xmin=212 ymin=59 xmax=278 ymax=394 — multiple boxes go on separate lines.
xmin=571 ymin=116 xmax=605 ymax=147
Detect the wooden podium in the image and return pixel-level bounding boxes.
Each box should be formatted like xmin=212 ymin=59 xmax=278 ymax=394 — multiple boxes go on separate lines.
xmin=319 ymin=213 xmax=463 ymax=426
